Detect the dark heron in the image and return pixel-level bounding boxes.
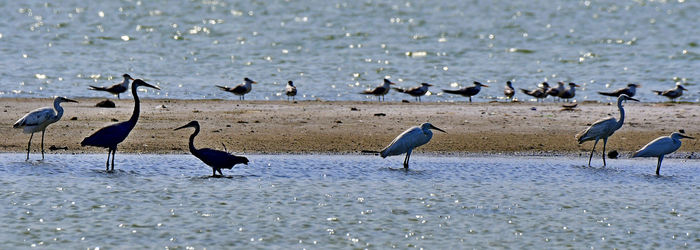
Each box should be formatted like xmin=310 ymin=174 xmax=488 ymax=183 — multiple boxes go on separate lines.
xmin=216 ymin=77 xmax=257 ymax=100
xmin=13 ymin=97 xmax=78 ymax=160
xmin=80 ymin=79 xmax=160 ymax=172
xmin=174 ymin=121 xmax=249 ymax=177
xmin=88 ymin=74 xmax=134 ymax=99
xmin=361 ymin=79 xmax=395 ymax=102
xmin=442 ymin=81 xmax=489 ymax=103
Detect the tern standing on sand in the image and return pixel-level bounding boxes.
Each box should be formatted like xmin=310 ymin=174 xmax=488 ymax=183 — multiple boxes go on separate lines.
xmin=362 ymin=79 xmax=395 ymax=102
xmin=504 ymin=81 xmax=515 ymax=101
xmin=653 ymin=83 xmax=687 ymax=102
xmin=286 ymin=81 xmax=297 ymax=101
xmin=394 ymin=83 xmax=432 ymax=102
xmin=88 ymin=74 xmax=134 ymax=99
xmin=598 ymin=83 xmax=639 ymax=98
xmin=442 ymin=81 xmax=489 ymax=103
xmin=217 ymin=78 xmax=257 ymax=100
xmin=520 ymin=82 xmax=550 ymax=102
xmin=559 ymin=83 xmax=580 ymax=103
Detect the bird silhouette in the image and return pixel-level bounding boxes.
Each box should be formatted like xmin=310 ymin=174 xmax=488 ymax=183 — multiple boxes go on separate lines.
xmin=394 ymin=83 xmax=432 ymax=102
xmin=81 ymin=79 xmax=160 ymax=172
xmin=88 ymin=74 xmax=134 ymax=99
xmin=442 ymin=81 xmax=489 ymax=103
xmin=175 ymin=121 xmax=249 ymax=177
xmin=13 ymin=97 xmax=78 ymax=160
xmin=575 ymin=94 xmax=638 ymax=167
xmin=361 ymin=79 xmax=395 ymax=102
xmin=217 ymin=78 xmax=257 ymax=100
xmin=380 ymin=123 xmax=446 ymax=169
xmin=633 ymin=131 xmax=694 ymax=175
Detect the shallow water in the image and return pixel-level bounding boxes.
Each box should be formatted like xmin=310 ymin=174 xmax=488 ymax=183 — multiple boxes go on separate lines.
xmin=0 ymin=0 xmax=697 ymax=102
xmin=0 ymin=153 xmax=698 ymax=248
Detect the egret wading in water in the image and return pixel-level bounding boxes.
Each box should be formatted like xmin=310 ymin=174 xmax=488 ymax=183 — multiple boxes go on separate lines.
xmin=575 ymin=94 xmax=638 ymax=167
xmin=442 ymin=81 xmax=489 ymax=103
xmin=285 ymin=81 xmax=297 ymax=101
xmin=504 ymin=81 xmax=515 ymax=101
xmin=88 ymin=74 xmax=134 ymax=99
xmin=13 ymin=97 xmax=78 ymax=160
xmin=217 ymin=77 xmax=257 ymax=100
xmin=380 ymin=123 xmax=446 ymax=169
xmin=80 ymin=79 xmax=160 ymax=172
xmin=633 ymin=131 xmax=694 ymax=176
xmin=361 ymin=79 xmax=395 ymax=102
xmin=175 ymin=121 xmax=249 ymax=177
xmin=393 ymin=83 xmax=432 ymax=102
xmin=653 ymin=84 xmax=687 ymax=102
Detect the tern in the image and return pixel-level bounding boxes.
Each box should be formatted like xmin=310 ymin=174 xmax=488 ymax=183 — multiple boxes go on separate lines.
xmin=442 ymin=81 xmax=489 ymax=103
xmin=504 ymin=81 xmax=515 ymax=101
xmin=217 ymin=78 xmax=257 ymax=100
xmin=653 ymin=84 xmax=687 ymax=102
xmin=88 ymin=74 xmax=134 ymax=99
xmin=285 ymin=81 xmax=297 ymax=101
xmin=559 ymin=83 xmax=581 ymax=102
xmin=598 ymin=83 xmax=640 ymax=98
xmin=394 ymin=83 xmax=432 ymax=102
xmin=361 ymin=79 xmax=395 ymax=102
xmin=520 ymin=82 xmax=550 ymax=102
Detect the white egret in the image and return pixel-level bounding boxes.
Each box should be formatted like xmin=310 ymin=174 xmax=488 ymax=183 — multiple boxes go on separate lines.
xmin=285 ymin=81 xmax=297 ymax=101
xmin=633 ymin=132 xmax=694 ymax=176
xmin=380 ymin=123 xmax=446 ymax=169
xmin=442 ymin=81 xmax=489 ymax=103
xmin=175 ymin=121 xmax=249 ymax=177
xmin=598 ymin=83 xmax=640 ymax=98
xmin=13 ymin=97 xmax=78 ymax=160
xmin=575 ymin=94 xmax=638 ymax=166
xmin=81 ymin=79 xmax=160 ymax=172
xmin=393 ymin=83 xmax=432 ymax=102
xmin=559 ymin=82 xmax=580 ymax=102
xmin=361 ymin=79 xmax=395 ymax=102
xmin=653 ymin=84 xmax=687 ymax=102
xmin=88 ymin=74 xmax=134 ymax=99
xmin=504 ymin=81 xmax=515 ymax=101
xmin=217 ymin=77 xmax=257 ymax=100
xmin=520 ymin=82 xmax=550 ymax=101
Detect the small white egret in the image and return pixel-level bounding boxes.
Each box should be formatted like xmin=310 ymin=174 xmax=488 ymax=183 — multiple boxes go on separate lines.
xmin=88 ymin=74 xmax=134 ymax=99
xmin=633 ymin=132 xmax=694 ymax=176
xmin=175 ymin=121 xmax=249 ymax=177
xmin=361 ymin=79 xmax=395 ymax=102
xmin=13 ymin=97 xmax=78 ymax=160
xmin=81 ymin=79 xmax=160 ymax=172
xmin=653 ymin=84 xmax=687 ymax=102
xmin=598 ymin=83 xmax=640 ymax=98
xmin=520 ymin=82 xmax=550 ymax=101
xmin=380 ymin=123 xmax=446 ymax=169
xmin=217 ymin=77 xmax=257 ymax=100
xmin=393 ymin=83 xmax=432 ymax=102
xmin=442 ymin=81 xmax=489 ymax=103
xmin=504 ymin=81 xmax=515 ymax=101
xmin=575 ymin=94 xmax=638 ymax=166
xmin=285 ymin=81 xmax=297 ymax=101
xmin=559 ymin=82 xmax=580 ymax=102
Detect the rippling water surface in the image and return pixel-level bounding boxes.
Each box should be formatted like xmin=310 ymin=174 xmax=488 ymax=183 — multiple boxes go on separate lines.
xmin=0 ymin=153 xmax=697 ymax=248
xmin=0 ymin=0 xmax=697 ymax=102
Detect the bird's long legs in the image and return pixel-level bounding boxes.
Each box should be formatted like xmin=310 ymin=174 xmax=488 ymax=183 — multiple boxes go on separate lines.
xmin=105 ymin=149 xmax=111 ymax=171
xmin=217 ymin=169 xmax=223 ymax=176
xmin=40 ymin=130 xmax=45 ymax=160
xmin=588 ymin=139 xmax=599 ymax=167
xmin=212 ymin=168 xmax=217 ymax=177
xmin=403 ymin=149 xmax=412 ymax=169
xmin=110 ymin=149 xmax=116 ymax=172
xmin=656 ymin=155 xmax=664 ymax=176
xmin=602 ymin=138 xmax=608 ymax=167
xmin=26 ymin=132 xmax=34 ymax=161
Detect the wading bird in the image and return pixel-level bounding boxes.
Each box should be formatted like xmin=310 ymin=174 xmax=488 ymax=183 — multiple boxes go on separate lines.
xmin=653 ymin=84 xmax=687 ymax=102
xmin=559 ymin=82 xmax=581 ymax=102
xmin=520 ymin=82 xmax=550 ymax=102
xmin=633 ymin=131 xmax=694 ymax=175
xmin=442 ymin=81 xmax=489 ymax=103
xmin=598 ymin=83 xmax=640 ymax=98
xmin=394 ymin=83 xmax=432 ymax=102
xmin=174 ymin=121 xmax=249 ymax=177
xmin=88 ymin=74 xmax=134 ymax=99
xmin=285 ymin=81 xmax=297 ymax=101
xmin=545 ymin=82 xmax=565 ymax=101
xmin=361 ymin=79 xmax=395 ymax=102
xmin=217 ymin=77 xmax=257 ymax=100
xmin=380 ymin=123 xmax=446 ymax=169
xmin=575 ymin=94 xmax=638 ymax=167
xmin=504 ymin=81 xmax=515 ymax=101
xmin=81 ymin=79 xmax=160 ymax=172
xmin=13 ymin=97 xmax=78 ymax=160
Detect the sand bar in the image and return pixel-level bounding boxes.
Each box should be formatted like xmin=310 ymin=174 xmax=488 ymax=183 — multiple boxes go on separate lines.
xmin=1 ymin=98 xmax=698 ymax=157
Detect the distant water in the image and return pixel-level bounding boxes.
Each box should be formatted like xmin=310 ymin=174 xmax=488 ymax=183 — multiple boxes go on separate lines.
xmin=0 ymin=1 xmax=697 ymax=102
xmin=0 ymin=153 xmax=698 ymax=248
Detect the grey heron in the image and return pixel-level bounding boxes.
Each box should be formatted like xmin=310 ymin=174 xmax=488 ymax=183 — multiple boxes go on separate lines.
xmin=175 ymin=121 xmax=249 ymax=177
xmin=13 ymin=97 xmax=78 ymax=160
xmin=380 ymin=123 xmax=446 ymax=169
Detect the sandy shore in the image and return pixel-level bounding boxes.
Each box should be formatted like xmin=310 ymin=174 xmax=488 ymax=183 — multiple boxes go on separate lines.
xmin=1 ymin=98 xmax=698 ymax=156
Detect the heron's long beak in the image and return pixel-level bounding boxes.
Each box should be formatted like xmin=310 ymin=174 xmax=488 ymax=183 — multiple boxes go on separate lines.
xmin=141 ymin=81 xmax=161 ymax=90
xmin=482 ymin=84 xmax=489 ymax=88
xmin=629 ymin=97 xmax=640 ymax=102
xmin=64 ymin=98 xmax=79 ymax=103
xmin=174 ymin=124 xmax=190 ymax=131
xmin=430 ymin=125 xmax=447 ymax=133
xmin=680 ymin=134 xmax=695 ymax=139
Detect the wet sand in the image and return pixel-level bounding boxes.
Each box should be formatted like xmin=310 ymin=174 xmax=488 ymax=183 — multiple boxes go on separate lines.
xmin=1 ymin=98 xmax=698 ymax=157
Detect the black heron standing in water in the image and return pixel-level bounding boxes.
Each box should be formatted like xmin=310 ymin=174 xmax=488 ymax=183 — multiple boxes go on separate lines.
xmin=174 ymin=121 xmax=249 ymax=177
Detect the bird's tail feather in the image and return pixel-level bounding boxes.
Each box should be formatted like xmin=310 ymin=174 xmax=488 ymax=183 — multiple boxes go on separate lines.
xmin=519 ymin=88 xmax=530 ymax=94
xmin=392 ymin=87 xmax=406 ymax=93
xmin=216 ymin=85 xmax=228 ymax=90
xmin=597 ymin=91 xmax=616 ymax=96
xmin=361 ymin=150 xmax=380 ymax=155
xmin=652 ymin=90 xmax=662 ymax=95
xmin=89 ymin=85 xmax=107 ymax=91
xmin=442 ymin=89 xmax=461 ymax=94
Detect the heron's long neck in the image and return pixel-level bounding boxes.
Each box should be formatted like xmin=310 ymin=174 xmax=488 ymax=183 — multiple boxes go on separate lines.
xmin=188 ymin=126 xmax=200 ymax=155
xmin=53 ymin=100 xmax=64 ymax=122
xmin=128 ymin=85 xmax=140 ymax=125
xmin=616 ymin=99 xmax=625 ymax=130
